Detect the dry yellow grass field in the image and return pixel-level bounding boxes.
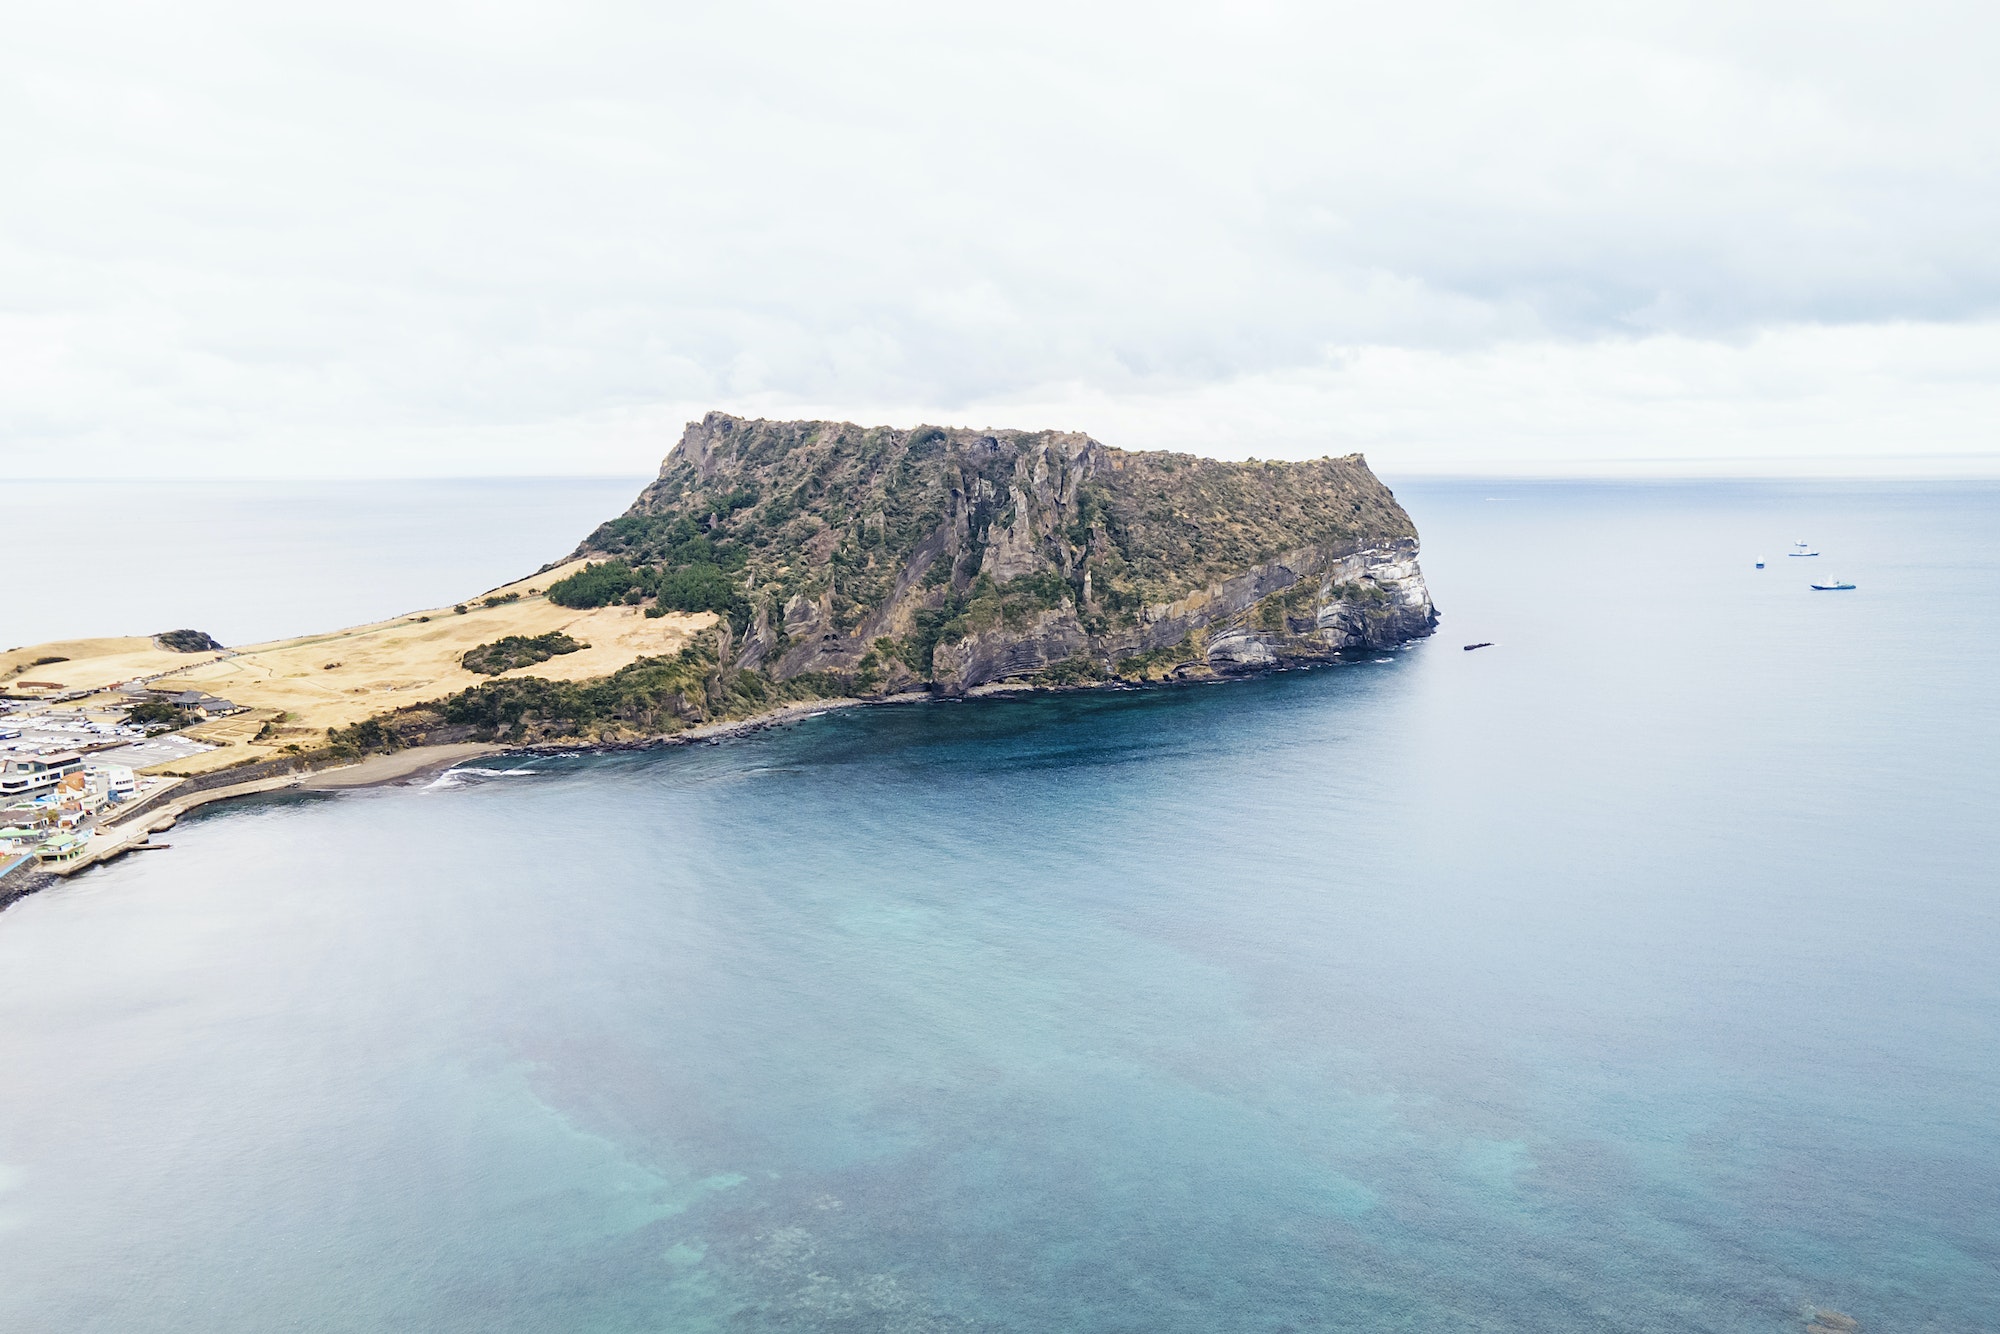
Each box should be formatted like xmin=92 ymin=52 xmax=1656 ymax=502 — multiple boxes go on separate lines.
xmin=7 ymin=559 xmax=716 ymax=774
xmin=1 ymin=638 xmax=225 ymax=695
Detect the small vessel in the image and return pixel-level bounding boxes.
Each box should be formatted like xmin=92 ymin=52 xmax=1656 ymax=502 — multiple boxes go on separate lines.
xmin=1811 ymin=579 xmax=1856 ymax=591
xmin=1462 ymin=642 xmax=1493 ymax=652
xmin=1788 ymin=541 xmax=1819 ymax=557
xmin=1754 ymin=562 xmax=1765 ymax=569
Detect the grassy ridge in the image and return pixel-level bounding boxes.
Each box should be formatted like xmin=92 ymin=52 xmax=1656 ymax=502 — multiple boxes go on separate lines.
xmin=328 ymin=633 xmax=837 ymax=753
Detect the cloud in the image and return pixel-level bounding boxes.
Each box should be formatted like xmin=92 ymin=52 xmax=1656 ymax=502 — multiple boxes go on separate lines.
xmin=3 ymin=0 xmax=1997 ymax=475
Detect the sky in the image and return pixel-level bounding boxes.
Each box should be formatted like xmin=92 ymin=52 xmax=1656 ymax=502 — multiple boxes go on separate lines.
xmin=4 ymin=0 xmax=1998 ymax=478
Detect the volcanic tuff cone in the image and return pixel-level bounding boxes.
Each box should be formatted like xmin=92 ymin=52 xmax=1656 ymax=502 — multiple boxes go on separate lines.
xmin=568 ymin=413 xmax=1436 ymax=693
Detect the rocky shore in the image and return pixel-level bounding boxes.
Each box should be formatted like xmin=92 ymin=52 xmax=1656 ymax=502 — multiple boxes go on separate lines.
xmin=0 ymin=644 xmax=1423 ymax=911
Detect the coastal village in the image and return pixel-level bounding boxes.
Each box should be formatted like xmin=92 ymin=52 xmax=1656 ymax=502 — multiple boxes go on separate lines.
xmin=0 ymin=695 xmax=215 ymax=877
xmin=1 ymin=559 xmax=715 ymax=888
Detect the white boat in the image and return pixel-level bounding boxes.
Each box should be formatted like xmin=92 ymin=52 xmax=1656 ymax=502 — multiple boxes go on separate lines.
xmin=1811 ymin=579 xmax=1856 ymax=591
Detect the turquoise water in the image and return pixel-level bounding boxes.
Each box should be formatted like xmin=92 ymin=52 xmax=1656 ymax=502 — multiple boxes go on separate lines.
xmin=3 ymin=481 xmax=1996 ymax=1332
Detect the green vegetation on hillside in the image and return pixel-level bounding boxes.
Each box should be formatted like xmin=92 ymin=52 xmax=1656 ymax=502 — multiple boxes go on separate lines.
xmin=460 ymin=632 xmax=587 ymax=676
xmin=548 ymin=547 xmax=751 ymax=628
xmin=563 ymin=414 xmax=1414 ymax=681
xmin=327 ymin=633 xmax=836 ymax=753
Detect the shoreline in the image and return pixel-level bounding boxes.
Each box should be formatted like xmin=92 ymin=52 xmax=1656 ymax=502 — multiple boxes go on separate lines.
xmin=0 ymin=743 xmax=502 ymax=911
xmin=0 ymin=698 xmax=892 ymax=909
xmin=2 ymin=653 xmax=1415 ymax=910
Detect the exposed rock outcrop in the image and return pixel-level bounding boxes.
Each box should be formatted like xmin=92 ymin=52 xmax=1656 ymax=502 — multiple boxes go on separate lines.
xmin=573 ymin=414 xmax=1438 ymax=695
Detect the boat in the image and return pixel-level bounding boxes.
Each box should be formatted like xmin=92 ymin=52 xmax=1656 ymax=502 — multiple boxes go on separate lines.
xmin=1462 ymin=642 xmax=1493 ymax=652
xmin=1754 ymin=562 xmax=1764 ymax=569
xmin=1788 ymin=541 xmax=1819 ymax=557
xmin=1811 ymin=580 xmax=1856 ymax=591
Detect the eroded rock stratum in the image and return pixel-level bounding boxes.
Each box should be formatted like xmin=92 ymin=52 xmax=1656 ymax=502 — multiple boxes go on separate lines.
xmin=573 ymin=413 xmax=1437 ymax=694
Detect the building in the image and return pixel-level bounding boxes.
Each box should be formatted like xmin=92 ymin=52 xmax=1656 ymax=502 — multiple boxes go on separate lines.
xmin=0 ymin=753 xmax=84 ymax=800
xmin=34 ymin=834 xmax=89 ymax=864
xmin=140 ymin=689 xmax=245 ymax=718
xmin=54 ymin=771 xmax=109 ymax=825
xmin=88 ymin=763 xmax=138 ymax=800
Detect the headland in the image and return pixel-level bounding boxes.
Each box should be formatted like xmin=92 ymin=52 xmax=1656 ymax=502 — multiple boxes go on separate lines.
xmin=2 ymin=415 xmax=1437 ymax=896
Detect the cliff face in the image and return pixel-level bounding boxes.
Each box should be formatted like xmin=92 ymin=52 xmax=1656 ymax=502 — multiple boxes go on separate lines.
xmin=577 ymin=413 xmax=1436 ymax=694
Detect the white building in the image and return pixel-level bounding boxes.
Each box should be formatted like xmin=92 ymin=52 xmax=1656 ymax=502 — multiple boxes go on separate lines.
xmin=0 ymin=753 xmax=84 ymax=800
xmin=86 ymin=762 xmax=138 ymax=800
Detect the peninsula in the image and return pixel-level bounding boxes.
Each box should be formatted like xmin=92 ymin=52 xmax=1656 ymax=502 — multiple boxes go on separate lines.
xmin=2 ymin=415 xmax=1436 ymax=887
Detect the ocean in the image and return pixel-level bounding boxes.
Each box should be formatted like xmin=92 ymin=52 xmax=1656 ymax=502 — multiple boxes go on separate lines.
xmin=2 ymin=479 xmax=1995 ymax=1332
xmin=2 ymin=477 xmax=647 ymax=648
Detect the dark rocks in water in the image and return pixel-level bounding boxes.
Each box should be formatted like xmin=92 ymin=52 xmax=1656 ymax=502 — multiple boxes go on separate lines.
xmin=577 ymin=413 xmax=1439 ymax=696
xmin=156 ymin=630 xmax=224 ymax=653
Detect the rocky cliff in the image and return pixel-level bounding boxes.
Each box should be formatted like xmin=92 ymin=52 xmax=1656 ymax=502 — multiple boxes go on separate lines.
xmin=569 ymin=413 xmax=1436 ymax=695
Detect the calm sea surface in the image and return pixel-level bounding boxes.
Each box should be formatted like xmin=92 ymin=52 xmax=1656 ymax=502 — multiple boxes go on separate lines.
xmin=2 ymin=477 xmax=647 ymax=647
xmin=2 ymin=480 xmax=1996 ymax=1333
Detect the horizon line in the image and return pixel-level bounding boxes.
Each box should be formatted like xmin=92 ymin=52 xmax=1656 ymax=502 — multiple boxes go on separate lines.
xmin=11 ymin=464 xmax=2000 ymax=484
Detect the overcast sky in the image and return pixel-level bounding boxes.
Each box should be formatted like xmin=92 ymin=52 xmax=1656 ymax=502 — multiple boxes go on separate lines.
xmin=6 ymin=0 xmax=1998 ymax=477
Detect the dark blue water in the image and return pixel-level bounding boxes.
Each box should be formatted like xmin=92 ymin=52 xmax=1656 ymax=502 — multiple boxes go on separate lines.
xmin=3 ymin=481 xmax=1996 ymax=1332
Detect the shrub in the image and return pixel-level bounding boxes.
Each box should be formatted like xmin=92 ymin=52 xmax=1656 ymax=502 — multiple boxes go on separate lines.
xmin=414 ymin=638 xmax=827 ymax=742
xmin=546 ymin=562 xmax=640 ymax=609
xmin=126 ymin=699 xmax=185 ymax=728
xmin=655 ymin=564 xmax=739 ymax=616
xmin=461 ymin=632 xmax=588 ymax=676
xmin=888 ymin=588 xmax=973 ymax=678
xmin=1116 ymin=635 xmax=1199 ymax=680
xmin=1035 ymin=654 xmax=1110 ymax=687
xmin=1005 ymin=569 xmax=1073 ymax=609
xmin=326 ymin=717 xmax=402 ymax=757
